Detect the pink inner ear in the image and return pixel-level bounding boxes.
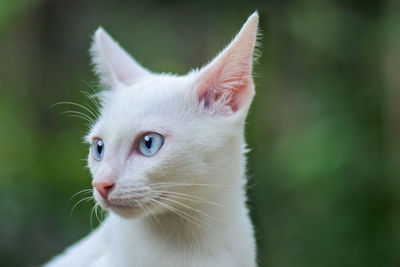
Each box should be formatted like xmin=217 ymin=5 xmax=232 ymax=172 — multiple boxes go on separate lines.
xmin=196 ymin=13 xmax=258 ymax=113
xmin=221 ymin=74 xmax=252 ymax=113
xmin=197 ymin=51 xmax=254 ymax=113
xmin=198 ymin=72 xmax=250 ymax=112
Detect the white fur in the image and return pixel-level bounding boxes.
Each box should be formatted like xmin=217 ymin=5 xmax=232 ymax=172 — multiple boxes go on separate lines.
xmin=46 ymin=12 xmax=259 ymax=267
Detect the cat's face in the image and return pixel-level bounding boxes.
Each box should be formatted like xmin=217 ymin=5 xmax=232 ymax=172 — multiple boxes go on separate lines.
xmin=87 ymin=75 xmax=241 ymax=218
xmin=87 ymin=13 xmax=258 ymax=218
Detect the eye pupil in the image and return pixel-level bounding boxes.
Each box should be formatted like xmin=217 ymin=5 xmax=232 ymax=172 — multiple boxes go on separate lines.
xmin=144 ymin=136 xmax=152 ymax=149
xmin=97 ymin=144 xmax=102 ymax=154
xmin=97 ymin=140 xmax=103 ymax=153
xmin=92 ymin=139 xmax=104 ymax=161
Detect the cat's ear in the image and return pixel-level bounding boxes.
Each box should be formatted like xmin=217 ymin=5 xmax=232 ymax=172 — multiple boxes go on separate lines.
xmin=195 ymin=12 xmax=259 ymax=113
xmin=90 ymin=27 xmax=150 ymax=89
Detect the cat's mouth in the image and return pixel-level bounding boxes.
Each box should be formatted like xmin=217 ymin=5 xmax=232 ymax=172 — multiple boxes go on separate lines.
xmin=98 ymin=196 xmax=146 ymax=210
xmin=106 ymin=201 xmax=138 ymax=210
xmin=95 ymin=196 xmax=148 ymax=218
xmin=94 ymin=190 xmax=166 ymax=218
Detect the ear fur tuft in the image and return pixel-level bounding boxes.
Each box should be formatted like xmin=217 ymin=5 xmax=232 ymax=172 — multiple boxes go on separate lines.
xmin=90 ymin=27 xmax=150 ymax=89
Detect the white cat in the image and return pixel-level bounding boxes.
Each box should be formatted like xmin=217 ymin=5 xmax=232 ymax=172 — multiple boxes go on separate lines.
xmin=46 ymin=12 xmax=260 ymax=267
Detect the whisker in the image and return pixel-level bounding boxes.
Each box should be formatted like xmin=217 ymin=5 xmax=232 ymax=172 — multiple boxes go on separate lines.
xmin=148 ymin=198 xmax=206 ymax=229
xmin=155 ymin=195 xmax=221 ymax=225
xmin=245 ymin=182 xmax=258 ymax=191
xmin=137 ymin=200 xmax=164 ymax=231
xmin=62 ymin=111 xmax=95 ymax=124
xmin=68 ymin=189 xmax=93 ymax=203
xmin=152 ymin=190 xmax=223 ymax=207
xmin=62 ymin=113 xmax=91 ymax=120
xmin=81 ymin=78 xmax=98 ymax=94
xmin=135 ymin=200 xmax=155 ymax=227
xmin=90 ymin=203 xmax=96 ymax=229
xmin=80 ymin=90 xmax=101 ymax=113
xmin=63 ymin=114 xmax=93 ymax=125
xmin=52 ymin=101 xmax=97 ymax=120
xmin=71 ymin=196 xmax=93 ymax=215
xmin=94 ymin=204 xmax=101 ymax=224
xmin=149 ymin=182 xmax=237 ymax=189
xmin=100 ymin=207 xmax=107 ymax=221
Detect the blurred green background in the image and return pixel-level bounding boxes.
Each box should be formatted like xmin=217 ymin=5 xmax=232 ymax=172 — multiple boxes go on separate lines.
xmin=1 ymin=0 xmax=399 ymax=266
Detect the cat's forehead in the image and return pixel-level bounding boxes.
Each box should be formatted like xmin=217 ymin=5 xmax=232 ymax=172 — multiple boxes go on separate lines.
xmin=90 ymin=74 xmax=196 ymax=138
xmin=128 ymin=74 xmax=191 ymax=97
xmin=110 ymin=74 xmax=194 ymax=114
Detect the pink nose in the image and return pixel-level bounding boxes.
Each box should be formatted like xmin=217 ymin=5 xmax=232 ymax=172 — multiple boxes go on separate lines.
xmin=92 ymin=181 xmax=115 ymax=199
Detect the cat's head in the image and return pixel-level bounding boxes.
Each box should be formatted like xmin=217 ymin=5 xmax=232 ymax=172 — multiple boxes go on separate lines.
xmin=86 ymin=12 xmax=259 ymax=218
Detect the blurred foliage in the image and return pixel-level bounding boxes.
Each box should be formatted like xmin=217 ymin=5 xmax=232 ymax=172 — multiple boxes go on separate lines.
xmin=0 ymin=0 xmax=399 ymax=266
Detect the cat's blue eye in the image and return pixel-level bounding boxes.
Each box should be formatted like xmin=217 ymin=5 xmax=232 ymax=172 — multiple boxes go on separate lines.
xmin=138 ymin=133 xmax=164 ymax=157
xmin=92 ymin=138 xmax=104 ymax=161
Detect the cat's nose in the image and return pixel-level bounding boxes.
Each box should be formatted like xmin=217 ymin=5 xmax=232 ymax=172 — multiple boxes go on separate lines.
xmin=92 ymin=181 xmax=115 ymax=199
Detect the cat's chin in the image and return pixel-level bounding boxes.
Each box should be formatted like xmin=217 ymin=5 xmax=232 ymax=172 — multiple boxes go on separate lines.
xmin=97 ymin=201 xmax=146 ymax=219
xmin=94 ymin=195 xmax=151 ymax=219
xmin=108 ymin=205 xmax=145 ymax=219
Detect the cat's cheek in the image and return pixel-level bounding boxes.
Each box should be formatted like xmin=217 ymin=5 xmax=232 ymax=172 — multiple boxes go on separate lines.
xmin=87 ymin=154 xmax=97 ymax=176
xmin=87 ymin=153 xmax=104 ymax=180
